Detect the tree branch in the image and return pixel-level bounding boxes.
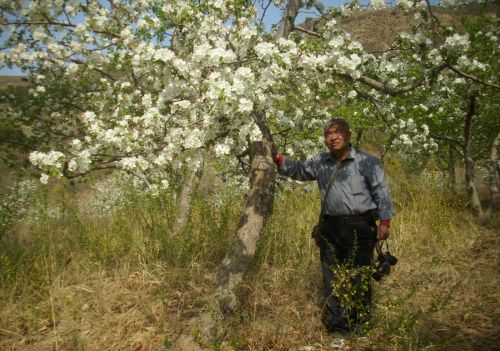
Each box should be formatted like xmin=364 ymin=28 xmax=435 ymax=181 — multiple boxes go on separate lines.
xmin=5 ymin=20 xmax=120 ymax=39
xmin=449 ymin=66 xmax=500 ymax=90
xmin=258 ymin=0 xmax=273 ymax=28
xmin=62 ymin=161 xmax=118 ymax=179
xmin=275 ymin=0 xmax=301 ymax=40
xmin=424 ymin=0 xmax=441 ymax=28
xmin=71 ymin=59 xmax=116 ymax=81
xmin=340 ymin=63 xmax=448 ymax=96
xmin=252 ymin=111 xmax=274 ymax=145
xmin=430 ymin=134 xmax=464 ymax=156
xmin=293 ymin=26 xmax=321 ymax=38
xmin=0 ymin=138 xmax=31 ymax=150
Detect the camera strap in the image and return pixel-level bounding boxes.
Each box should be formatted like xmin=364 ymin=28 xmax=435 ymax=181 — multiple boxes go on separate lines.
xmin=318 ymin=163 xmax=344 ymax=223
xmin=375 ymin=240 xmax=392 ymax=256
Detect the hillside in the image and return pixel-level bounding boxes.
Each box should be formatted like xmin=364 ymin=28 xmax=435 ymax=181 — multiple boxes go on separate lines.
xmin=0 ymin=75 xmax=28 ymax=89
xmin=303 ymin=4 xmax=497 ymax=52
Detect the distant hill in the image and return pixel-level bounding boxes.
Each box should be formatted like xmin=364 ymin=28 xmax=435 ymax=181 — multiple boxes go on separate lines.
xmin=0 ymin=76 xmax=29 ymax=89
xmin=303 ymin=4 xmax=497 ymax=52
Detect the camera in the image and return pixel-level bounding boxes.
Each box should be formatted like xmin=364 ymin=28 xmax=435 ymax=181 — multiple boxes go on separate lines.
xmin=372 ymin=242 xmax=398 ymax=281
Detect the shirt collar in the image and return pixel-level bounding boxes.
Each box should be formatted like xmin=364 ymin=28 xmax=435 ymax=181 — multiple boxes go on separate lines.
xmin=328 ymin=144 xmax=356 ymax=162
xmin=347 ymin=145 xmax=356 ymax=160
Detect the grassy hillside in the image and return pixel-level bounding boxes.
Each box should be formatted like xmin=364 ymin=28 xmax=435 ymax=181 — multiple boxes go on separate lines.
xmin=0 ymin=76 xmax=29 ymax=89
xmin=301 ymin=4 xmax=497 ymax=52
xmin=0 ymin=164 xmax=498 ymax=350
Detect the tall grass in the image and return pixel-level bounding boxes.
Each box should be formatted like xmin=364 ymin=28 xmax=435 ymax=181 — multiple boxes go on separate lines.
xmin=0 ymin=166 xmax=498 ymax=350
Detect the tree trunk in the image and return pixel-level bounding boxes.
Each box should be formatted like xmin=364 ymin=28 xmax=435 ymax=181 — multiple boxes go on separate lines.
xmin=174 ymin=142 xmax=276 ymax=350
xmin=215 ymin=140 xmax=276 ymax=313
xmin=171 ymin=154 xmax=205 ymax=236
xmin=275 ymin=0 xmax=301 ymax=40
xmin=448 ymin=142 xmax=457 ymax=193
xmin=486 ymin=133 xmax=500 ymax=216
xmin=209 ymin=0 xmax=296 ymax=320
xmin=463 ymin=91 xmax=483 ymax=216
xmin=173 ymin=1 xmax=299 ymax=347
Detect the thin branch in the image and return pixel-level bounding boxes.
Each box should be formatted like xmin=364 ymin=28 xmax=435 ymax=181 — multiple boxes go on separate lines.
xmin=58 ymin=101 xmax=86 ymax=112
xmin=130 ymin=69 xmax=141 ymax=90
xmin=353 ymin=85 xmax=397 ymax=137
xmin=62 ymin=162 xmax=118 ymax=179
xmin=128 ymin=170 xmax=153 ymax=188
xmin=293 ymin=26 xmax=321 ymax=38
xmin=430 ymin=134 xmax=464 ymax=156
xmin=341 ymin=63 xmax=448 ymax=96
xmin=450 ymin=66 xmax=500 ymax=90
xmin=258 ymin=0 xmax=273 ymax=27
xmin=424 ymin=0 xmax=441 ymax=28
xmin=4 ymin=20 xmax=120 ymax=39
xmin=272 ymin=127 xmax=293 ymax=137
xmin=70 ymin=58 xmax=116 ymax=81
xmin=92 ymin=67 xmax=115 ymax=81
xmin=62 ymin=7 xmax=74 ymax=26
xmin=236 ymin=152 xmax=250 ymax=173
xmin=0 ymin=139 xmax=31 ymax=150
xmin=236 ymin=149 xmax=249 ymax=158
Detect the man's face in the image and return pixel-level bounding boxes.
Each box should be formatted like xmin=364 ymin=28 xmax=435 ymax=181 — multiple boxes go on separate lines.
xmin=324 ymin=124 xmax=350 ymax=153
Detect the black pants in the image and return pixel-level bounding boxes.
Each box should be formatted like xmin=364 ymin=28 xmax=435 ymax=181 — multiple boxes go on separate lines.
xmin=319 ymin=217 xmax=377 ymax=334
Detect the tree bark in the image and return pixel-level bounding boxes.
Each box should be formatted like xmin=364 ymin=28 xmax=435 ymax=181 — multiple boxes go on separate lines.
xmin=171 ymin=153 xmax=205 ymax=236
xmin=275 ymin=0 xmax=301 ymax=40
xmin=173 ymin=2 xmax=300 ymax=348
xmin=174 ymin=142 xmax=276 ymax=350
xmin=215 ymin=141 xmax=276 ymax=313
xmin=448 ymin=142 xmax=457 ymax=193
xmin=463 ymin=91 xmax=483 ymax=216
xmin=210 ymin=0 xmax=298 ymax=318
xmin=486 ymin=133 xmax=500 ymax=216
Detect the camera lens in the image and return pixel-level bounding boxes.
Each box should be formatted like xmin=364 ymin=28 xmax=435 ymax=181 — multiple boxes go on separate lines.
xmin=388 ymin=255 xmax=398 ymax=266
xmin=372 ymin=261 xmax=391 ymax=281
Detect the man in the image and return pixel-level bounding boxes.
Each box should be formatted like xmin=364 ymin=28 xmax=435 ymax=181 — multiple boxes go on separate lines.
xmin=271 ymin=118 xmax=393 ymax=334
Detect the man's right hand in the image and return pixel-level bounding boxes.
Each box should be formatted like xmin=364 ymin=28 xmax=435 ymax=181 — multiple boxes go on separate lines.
xmin=269 ymin=141 xmax=284 ymax=167
xmin=377 ymin=224 xmax=390 ymax=240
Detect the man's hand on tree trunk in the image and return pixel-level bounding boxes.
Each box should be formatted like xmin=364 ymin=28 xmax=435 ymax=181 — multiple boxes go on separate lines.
xmin=269 ymin=141 xmax=278 ymax=160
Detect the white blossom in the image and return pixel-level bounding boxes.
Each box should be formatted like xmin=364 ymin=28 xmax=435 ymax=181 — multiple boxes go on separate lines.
xmin=40 ymin=174 xmax=49 ymax=184
xmin=444 ymin=33 xmax=470 ymax=52
xmin=348 ymin=90 xmax=358 ymax=99
xmin=215 ymin=143 xmax=231 ymax=156
xmin=370 ymin=0 xmax=386 ymax=9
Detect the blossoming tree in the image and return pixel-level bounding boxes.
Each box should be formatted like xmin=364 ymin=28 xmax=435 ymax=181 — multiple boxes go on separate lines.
xmin=1 ymin=0 xmax=498 ymax=341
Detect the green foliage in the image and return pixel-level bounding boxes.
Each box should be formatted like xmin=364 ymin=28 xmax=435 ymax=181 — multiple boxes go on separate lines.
xmin=162 ymin=334 xmax=171 ymax=350
xmin=388 ymin=12 xmax=500 ymax=169
xmin=0 ymin=179 xmax=37 ymax=238
xmin=0 ymin=173 xmax=243 ymax=295
xmin=328 ymin=262 xmax=372 ymax=332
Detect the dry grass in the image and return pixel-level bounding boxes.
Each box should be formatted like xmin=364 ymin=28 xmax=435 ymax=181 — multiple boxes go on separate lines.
xmin=0 ymin=76 xmax=29 ymax=89
xmin=341 ymin=5 xmax=497 ymax=52
xmin=227 ymin=175 xmax=499 ymax=351
xmin=300 ymin=4 xmax=498 ymax=53
xmin=1 ymin=266 xmax=166 ymax=350
xmin=0 ymin=168 xmax=499 ymax=351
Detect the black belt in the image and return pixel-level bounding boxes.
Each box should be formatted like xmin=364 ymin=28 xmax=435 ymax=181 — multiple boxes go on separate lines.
xmin=323 ymin=210 xmax=378 ymax=224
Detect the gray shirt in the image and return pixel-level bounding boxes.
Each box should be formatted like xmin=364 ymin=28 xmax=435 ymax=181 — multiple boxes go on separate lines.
xmin=278 ymin=146 xmax=394 ymax=220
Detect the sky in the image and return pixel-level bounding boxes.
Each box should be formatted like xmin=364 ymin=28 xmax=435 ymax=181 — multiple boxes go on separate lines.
xmin=0 ymin=0 xmax=377 ymax=76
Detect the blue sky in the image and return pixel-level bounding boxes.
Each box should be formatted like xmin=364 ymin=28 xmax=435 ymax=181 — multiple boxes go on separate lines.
xmin=0 ymin=0 xmax=374 ymax=76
